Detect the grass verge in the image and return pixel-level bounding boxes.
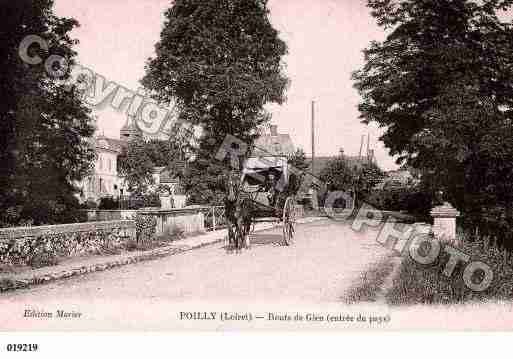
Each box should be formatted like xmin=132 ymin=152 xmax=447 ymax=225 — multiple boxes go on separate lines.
xmin=343 ymin=255 xmax=395 ymax=304
xmin=386 ymin=234 xmax=513 ymax=305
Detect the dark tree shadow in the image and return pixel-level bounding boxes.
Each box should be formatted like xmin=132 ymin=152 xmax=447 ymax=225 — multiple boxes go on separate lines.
xmin=249 ymin=233 xmax=285 ymax=246
xmin=221 ymin=233 xmax=286 ymax=253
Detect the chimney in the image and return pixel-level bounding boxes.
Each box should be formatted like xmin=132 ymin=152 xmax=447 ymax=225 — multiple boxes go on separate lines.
xmin=270 ymin=124 xmax=278 ymax=136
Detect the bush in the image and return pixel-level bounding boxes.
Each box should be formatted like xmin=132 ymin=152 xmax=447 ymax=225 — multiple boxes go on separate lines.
xmin=122 ymin=193 xmax=161 ymax=210
xmin=386 ymin=232 xmax=513 ymax=305
xmin=83 ymin=199 xmax=98 ymax=209
xmin=0 ymin=195 xmax=88 ymax=227
xmin=28 ymin=252 xmax=59 ymax=269
xmin=365 ymin=187 xmax=432 ymax=221
xmin=98 ymin=197 xmax=119 ymax=210
xmin=135 ymin=214 xmax=157 ymax=242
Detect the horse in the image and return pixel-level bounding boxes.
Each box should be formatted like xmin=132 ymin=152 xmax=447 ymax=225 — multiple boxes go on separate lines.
xmin=224 ymin=172 xmax=253 ymax=252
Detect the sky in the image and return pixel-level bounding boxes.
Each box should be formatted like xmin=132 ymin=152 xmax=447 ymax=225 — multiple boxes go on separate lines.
xmin=54 ymin=0 xmax=398 ymax=170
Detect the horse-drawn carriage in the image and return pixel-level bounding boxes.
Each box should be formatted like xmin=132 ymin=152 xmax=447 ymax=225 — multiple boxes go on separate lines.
xmin=225 ymin=155 xmax=301 ymax=250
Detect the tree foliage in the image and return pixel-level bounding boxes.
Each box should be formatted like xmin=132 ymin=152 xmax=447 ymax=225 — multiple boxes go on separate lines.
xmin=118 ymin=131 xmax=189 ymax=195
xmin=0 ymin=0 xmax=95 ymax=226
xmin=142 ymin=0 xmax=289 ymax=204
xmin=117 ymin=136 xmax=156 ymax=195
xmin=319 ymin=156 xmax=356 ymax=192
xmin=356 ymin=162 xmax=386 ymax=199
xmin=353 ymin=0 xmax=513 ymax=241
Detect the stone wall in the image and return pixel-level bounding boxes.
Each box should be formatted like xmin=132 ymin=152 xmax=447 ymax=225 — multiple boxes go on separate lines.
xmin=137 ymin=209 xmax=205 ymax=236
xmin=85 ymin=210 xmax=138 ymax=222
xmin=0 ymin=220 xmax=135 ymax=266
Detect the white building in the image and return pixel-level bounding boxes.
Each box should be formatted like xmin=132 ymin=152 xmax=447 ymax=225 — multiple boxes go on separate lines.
xmin=77 ymin=114 xmax=186 ymax=206
xmin=78 ymin=135 xmax=126 ymax=202
xmin=253 ymin=124 xmax=295 ymax=157
xmin=77 ymin=115 xmax=141 ymax=202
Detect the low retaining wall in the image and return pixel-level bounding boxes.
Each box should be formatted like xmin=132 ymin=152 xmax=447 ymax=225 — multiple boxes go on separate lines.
xmin=0 ymin=220 xmax=136 ymax=266
xmin=86 ymin=208 xmax=206 ymax=236
xmin=137 ymin=209 xmax=205 ymax=236
xmin=85 ymin=210 xmax=138 ymax=221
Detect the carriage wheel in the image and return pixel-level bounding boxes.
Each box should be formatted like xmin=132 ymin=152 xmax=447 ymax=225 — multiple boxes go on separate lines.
xmin=282 ymin=197 xmax=296 ymax=246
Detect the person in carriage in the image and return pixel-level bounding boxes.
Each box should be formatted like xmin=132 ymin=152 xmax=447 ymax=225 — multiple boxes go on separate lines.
xmin=224 ymin=155 xmax=303 ymax=252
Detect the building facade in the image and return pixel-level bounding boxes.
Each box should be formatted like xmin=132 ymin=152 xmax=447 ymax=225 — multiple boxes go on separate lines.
xmin=253 ymin=124 xmax=295 ymax=157
xmin=78 ymin=115 xmax=141 ymax=202
xmin=78 ymin=114 xmax=187 ymax=206
xmin=78 ymin=135 xmax=126 ymax=202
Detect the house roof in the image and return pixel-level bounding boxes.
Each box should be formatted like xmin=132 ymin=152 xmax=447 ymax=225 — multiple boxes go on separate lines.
xmin=253 ymin=133 xmax=295 ymax=157
xmin=120 ymin=114 xmax=142 ymax=138
xmin=95 ymin=135 xmax=126 ymax=154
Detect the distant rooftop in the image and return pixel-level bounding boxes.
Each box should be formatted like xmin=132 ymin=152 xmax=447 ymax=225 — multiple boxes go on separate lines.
xmin=95 ymin=134 xmax=125 ymax=153
xmin=253 ymin=124 xmax=295 ymax=157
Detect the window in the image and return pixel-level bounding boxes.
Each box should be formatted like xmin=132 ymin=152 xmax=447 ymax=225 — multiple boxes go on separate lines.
xmin=99 ymin=155 xmax=103 ymax=170
xmin=108 ymin=159 xmax=112 ymax=172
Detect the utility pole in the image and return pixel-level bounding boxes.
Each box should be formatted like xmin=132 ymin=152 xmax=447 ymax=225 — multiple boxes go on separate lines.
xmin=367 ymin=133 xmax=370 ymax=164
xmin=311 ymin=100 xmax=315 ymax=175
xmin=359 ymin=135 xmax=364 ymax=160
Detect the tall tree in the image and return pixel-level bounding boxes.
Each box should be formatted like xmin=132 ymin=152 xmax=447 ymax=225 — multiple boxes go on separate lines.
xmin=0 ymin=0 xmax=95 ymax=226
xmin=142 ymin=0 xmax=289 ymax=204
xmin=353 ymin=0 xmax=513 ymax=237
xmin=117 ymin=136 xmax=156 ymax=195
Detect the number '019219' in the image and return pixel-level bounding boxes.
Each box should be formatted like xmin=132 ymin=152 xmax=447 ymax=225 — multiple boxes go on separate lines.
xmin=6 ymin=344 xmax=38 ymax=352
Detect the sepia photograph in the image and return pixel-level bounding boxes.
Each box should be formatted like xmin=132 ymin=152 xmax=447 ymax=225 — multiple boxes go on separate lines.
xmin=2 ymin=0 xmax=513 ymax=343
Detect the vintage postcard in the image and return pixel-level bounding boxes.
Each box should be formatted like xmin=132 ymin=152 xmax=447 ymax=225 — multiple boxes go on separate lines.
xmin=2 ymin=0 xmax=513 ymax=341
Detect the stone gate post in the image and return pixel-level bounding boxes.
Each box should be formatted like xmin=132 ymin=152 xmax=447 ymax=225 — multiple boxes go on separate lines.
xmin=430 ymin=202 xmax=460 ymax=245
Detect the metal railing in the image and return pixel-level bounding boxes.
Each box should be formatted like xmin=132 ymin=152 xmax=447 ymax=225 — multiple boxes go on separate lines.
xmin=200 ymin=204 xmax=306 ymax=232
xmin=198 ymin=206 xmax=227 ymax=232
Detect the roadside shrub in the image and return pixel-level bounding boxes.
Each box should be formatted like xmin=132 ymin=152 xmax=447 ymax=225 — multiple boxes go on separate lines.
xmin=135 ymin=214 xmax=157 ymax=242
xmin=386 ymin=232 xmax=513 ymax=305
xmin=98 ymin=197 xmax=119 ymax=210
xmin=125 ymin=193 xmax=161 ymax=210
xmin=0 ymin=193 xmax=88 ymax=227
xmin=83 ymin=199 xmax=98 ymax=209
xmin=143 ymin=193 xmax=161 ymax=208
xmin=28 ymin=252 xmax=59 ymax=269
xmin=459 ymin=206 xmax=513 ymax=252
xmin=365 ymin=187 xmax=431 ymax=221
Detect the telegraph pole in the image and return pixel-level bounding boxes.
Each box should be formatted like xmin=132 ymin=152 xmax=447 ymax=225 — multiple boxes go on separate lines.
xmin=311 ymin=100 xmax=315 ymax=175
xmin=359 ymin=135 xmax=364 ymax=160
xmin=367 ymin=133 xmax=370 ymax=164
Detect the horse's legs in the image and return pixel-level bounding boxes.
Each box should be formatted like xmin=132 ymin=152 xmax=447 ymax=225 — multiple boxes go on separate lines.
xmin=243 ymin=222 xmax=251 ymax=249
xmin=227 ymin=222 xmax=234 ymax=251
xmin=237 ymin=224 xmax=244 ymax=252
xmin=235 ymin=220 xmax=244 ymax=252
